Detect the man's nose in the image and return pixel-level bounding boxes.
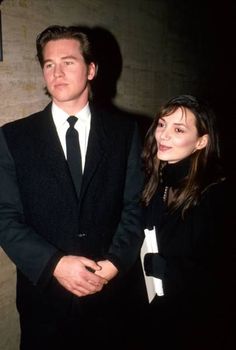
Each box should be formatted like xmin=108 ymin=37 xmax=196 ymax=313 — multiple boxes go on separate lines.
xmin=53 ymin=64 xmax=64 ymax=77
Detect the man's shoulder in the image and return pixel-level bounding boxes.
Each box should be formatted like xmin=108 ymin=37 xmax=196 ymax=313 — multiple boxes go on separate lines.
xmin=2 ymin=104 xmax=51 ymax=133
xmin=91 ymin=104 xmax=137 ymax=133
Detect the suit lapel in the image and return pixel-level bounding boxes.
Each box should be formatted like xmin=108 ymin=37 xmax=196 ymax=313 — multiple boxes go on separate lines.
xmin=35 ymin=104 xmax=106 ymax=203
xmin=80 ymin=107 xmax=106 ymax=200
xmin=35 ymin=104 xmax=78 ymax=201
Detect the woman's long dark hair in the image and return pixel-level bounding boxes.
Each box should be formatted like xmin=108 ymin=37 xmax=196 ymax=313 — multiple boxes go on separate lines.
xmin=142 ymin=95 xmax=224 ymax=215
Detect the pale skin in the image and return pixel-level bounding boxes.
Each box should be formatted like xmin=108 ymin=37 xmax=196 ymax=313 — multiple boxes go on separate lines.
xmin=155 ymin=107 xmax=208 ymax=163
xmin=43 ymin=38 xmax=118 ymax=297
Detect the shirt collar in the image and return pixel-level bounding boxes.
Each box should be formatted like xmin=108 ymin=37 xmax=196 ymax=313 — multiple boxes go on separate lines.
xmin=52 ymin=102 xmax=91 ymax=129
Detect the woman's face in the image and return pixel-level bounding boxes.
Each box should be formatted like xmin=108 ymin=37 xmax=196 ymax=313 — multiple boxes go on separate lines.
xmin=155 ymin=107 xmax=208 ymax=163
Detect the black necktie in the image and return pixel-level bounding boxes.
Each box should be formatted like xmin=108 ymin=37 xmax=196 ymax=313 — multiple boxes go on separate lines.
xmin=66 ymin=116 xmax=82 ymax=196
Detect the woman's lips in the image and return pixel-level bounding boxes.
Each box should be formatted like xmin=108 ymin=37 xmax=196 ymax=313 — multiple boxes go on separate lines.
xmin=159 ymin=144 xmax=171 ymax=152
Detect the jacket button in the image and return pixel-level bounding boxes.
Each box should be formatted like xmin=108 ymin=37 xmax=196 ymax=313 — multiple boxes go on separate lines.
xmin=77 ymin=233 xmax=86 ymax=238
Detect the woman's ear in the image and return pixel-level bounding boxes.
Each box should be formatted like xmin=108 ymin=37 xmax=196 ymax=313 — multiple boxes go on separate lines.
xmin=196 ymin=134 xmax=209 ymax=150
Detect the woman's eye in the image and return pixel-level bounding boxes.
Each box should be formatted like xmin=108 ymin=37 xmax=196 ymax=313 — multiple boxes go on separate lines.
xmin=157 ymin=121 xmax=165 ymax=128
xmin=175 ymin=128 xmax=184 ymax=133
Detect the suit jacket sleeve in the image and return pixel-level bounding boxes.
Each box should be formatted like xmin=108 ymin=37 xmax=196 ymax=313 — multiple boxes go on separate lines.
xmin=105 ymin=123 xmax=145 ymax=273
xmin=0 ymin=128 xmax=61 ymax=286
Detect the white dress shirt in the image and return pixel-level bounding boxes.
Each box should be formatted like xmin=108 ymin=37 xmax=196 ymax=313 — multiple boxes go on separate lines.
xmin=52 ymin=102 xmax=91 ymax=172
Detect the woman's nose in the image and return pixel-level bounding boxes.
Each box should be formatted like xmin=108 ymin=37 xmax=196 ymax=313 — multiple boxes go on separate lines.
xmin=160 ymin=128 xmax=170 ymax=140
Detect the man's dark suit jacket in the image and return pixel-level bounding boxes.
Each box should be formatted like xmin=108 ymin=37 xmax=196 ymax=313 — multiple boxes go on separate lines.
xmin=0 ymin=103 xmax=146 ymax=338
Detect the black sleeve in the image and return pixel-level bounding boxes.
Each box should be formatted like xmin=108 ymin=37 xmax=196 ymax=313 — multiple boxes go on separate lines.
xmin=0 ymin=128 xmax=62 ymax=287
xmin=105 ymin=123 xmax=145 ymax=273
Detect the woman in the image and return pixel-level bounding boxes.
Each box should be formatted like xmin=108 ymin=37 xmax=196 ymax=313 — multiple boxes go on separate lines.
xmin=141 ymin=95 xmax=234 ymax=349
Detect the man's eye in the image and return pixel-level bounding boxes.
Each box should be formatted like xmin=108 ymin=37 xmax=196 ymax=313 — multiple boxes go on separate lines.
xmin=44 ymin=63 xmax=53 ymax=69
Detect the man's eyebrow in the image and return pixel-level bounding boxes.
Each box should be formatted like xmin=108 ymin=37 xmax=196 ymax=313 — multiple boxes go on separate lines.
xmin=43 ymin=55 xmax=78 ymax=64
xmin=61 ymin=55 xmax=78 ymax=60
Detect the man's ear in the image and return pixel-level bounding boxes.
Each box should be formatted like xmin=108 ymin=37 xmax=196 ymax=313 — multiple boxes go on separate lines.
xmin=196 ymin=134 xmax=209 ymax=150
xmin=88 ymin=62 xmax=97 ymax=80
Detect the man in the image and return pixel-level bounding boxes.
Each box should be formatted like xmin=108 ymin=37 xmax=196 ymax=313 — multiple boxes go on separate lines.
xmin=0 ymin=25 xmax=146 ymax=349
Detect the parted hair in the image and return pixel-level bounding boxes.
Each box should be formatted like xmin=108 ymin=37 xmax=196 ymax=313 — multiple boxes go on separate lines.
xmin=36 ymin=25 xmax=97 ymax=69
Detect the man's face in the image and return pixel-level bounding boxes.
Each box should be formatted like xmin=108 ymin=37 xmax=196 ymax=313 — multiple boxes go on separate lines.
xmin=42 ymin=38 xmax=96 ymax=108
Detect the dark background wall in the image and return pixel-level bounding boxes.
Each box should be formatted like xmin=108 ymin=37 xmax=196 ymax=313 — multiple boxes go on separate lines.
xmin=165 ymin=0 xmax=236 ymax=179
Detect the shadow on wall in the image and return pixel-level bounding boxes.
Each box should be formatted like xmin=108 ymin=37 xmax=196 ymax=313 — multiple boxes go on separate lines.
xmin=194 ymin=1 xmax=236 ymax=181
xmin=75 ymin=25 xmax=152 ymax=144
xmin=164 ymin=0 xmax=235 ymax=181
